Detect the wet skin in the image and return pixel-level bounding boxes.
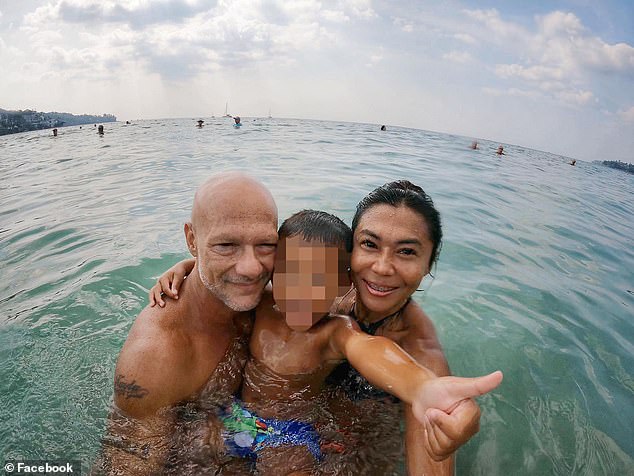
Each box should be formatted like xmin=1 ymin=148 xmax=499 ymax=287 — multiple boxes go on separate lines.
xmin=351 ymin=204 xmax=434 ymax=324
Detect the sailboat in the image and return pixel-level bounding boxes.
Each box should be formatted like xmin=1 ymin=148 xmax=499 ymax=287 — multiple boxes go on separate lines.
xmin=224 ymin=102 xmax=232 ymax=117
xmin=268 ymin=108 xmax=272 ymax=119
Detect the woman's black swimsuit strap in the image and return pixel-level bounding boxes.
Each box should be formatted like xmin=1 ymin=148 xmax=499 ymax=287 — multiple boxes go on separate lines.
xmin=328 ymin=298 xmax=412 ymax=402
xmin=355 ymin=297 xmax=411 ymax=336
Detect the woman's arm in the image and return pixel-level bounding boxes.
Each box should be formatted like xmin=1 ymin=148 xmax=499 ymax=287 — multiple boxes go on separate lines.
xmin=329 ymin=319 xmax=501 ymax=422
xmin=148 ymin=258 xmax=196 ymax=307
xmin=399 ymin=302 xmax=491 ymax=474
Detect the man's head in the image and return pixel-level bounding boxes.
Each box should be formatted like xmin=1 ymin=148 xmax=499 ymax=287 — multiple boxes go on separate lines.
xmin=273 ymin=210 xmax=351 ymax=331
xmin=185 ymin=172 xmax=278 ymax=312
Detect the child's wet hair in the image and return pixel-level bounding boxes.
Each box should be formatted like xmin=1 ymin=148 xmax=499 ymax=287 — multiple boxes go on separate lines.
xmin=278 ymin=210 xmax=352 ymax=251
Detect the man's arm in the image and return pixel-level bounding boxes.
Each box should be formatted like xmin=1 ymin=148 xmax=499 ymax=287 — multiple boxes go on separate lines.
xmin=97 ymin=406 xmax=174 ymax=475
xmin=96 ymin=311 xmax=196 ymax=475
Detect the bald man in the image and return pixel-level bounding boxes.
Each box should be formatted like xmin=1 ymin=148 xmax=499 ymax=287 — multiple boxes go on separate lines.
xmin=98 ymin=173 xmax=279 ymax=475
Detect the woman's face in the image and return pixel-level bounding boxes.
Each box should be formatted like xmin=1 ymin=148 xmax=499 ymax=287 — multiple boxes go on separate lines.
xmin=351 ymin=204 xmax=433 ymax=320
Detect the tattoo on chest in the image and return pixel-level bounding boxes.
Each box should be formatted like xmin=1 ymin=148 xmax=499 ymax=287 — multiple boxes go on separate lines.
xmin=115 ymin=374 xmax=150 ymax=399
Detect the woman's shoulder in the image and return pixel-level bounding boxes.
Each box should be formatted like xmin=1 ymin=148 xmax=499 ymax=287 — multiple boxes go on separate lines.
xmin=401 ymin=300 xmax=434 ymax=329
xmin=399 ymin=300 xmax=450 ymax=375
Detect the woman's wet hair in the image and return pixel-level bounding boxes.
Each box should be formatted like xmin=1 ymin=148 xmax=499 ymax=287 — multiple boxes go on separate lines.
xmin=279 ymin=209 xmax=352 ymax=251
xmin=352 ymin=180 xmax=442 ymax=268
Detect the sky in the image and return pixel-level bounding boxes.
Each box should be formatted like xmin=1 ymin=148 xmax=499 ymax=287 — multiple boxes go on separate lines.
xmin=1 ymin=0 xmax=633 ymax=163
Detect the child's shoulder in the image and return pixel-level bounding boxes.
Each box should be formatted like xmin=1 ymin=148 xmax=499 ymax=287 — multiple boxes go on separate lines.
xmin=254 ymin=292 xmax=284 ymax=325
xmin=322 ymin=312 xmax=361 ymax=333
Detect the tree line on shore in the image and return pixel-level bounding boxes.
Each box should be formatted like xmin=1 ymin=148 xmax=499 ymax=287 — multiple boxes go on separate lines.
xmin=601 ymin=160 xmax=634 ymax=175
xmin=0 ymin=108 xmax=116 ymax=136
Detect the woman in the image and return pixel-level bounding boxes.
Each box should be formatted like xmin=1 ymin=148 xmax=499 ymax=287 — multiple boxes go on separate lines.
xmin=150 ymin=180 xmax=487 ymax=475
xmin=321 ymin=180 xmax=472 ymax=475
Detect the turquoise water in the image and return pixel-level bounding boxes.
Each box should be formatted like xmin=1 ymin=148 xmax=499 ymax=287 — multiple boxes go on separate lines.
xmin=1 ymin=118 xmax=632 ymax=474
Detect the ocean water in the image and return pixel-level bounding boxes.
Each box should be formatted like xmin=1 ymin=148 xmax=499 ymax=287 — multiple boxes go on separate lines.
xmin=1 ymin=118 xmax=632 ymax=475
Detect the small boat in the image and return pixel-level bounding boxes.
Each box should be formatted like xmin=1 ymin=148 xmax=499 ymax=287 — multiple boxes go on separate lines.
xmin=224 ymin=102 xmax=232 ymax=117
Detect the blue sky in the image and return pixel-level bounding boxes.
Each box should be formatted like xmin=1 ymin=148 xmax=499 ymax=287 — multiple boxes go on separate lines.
xmin=1 ymin=0 xmax=633 ymax=163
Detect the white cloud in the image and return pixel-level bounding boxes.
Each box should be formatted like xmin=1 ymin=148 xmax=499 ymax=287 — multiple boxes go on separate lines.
xmin=494 ymin=64 xmax=565 ymax=82
xmin=554 ymin=89 xmax=595 ymax=106
xmin=22 ymin=3 xmax=59 ymax=31
xmin=483 ymin=84 xmax=595 ymax=107
xmin=463 ymin=8 xmax=527 ymax=42
xmin=18 ymin=0 xmax=346 ymax=81
xmin=466 ymin=9 xmax=634 ymax=110
xmin=341 ymin=0 xmax=376 ymax=19
xmin=392 ymin=17 xmax=413 ymax=32
xmin=537 ymin=10 xmax=583 ymax=37
xmin=532 ymin=12 xmax=634 ymax=75
xmin=443 ymin=50 xmax=472 ymax=63
xmin=23 ymin=0 xmax=211 ymax=29
xmin=321 ymin=9 xmax=349 ymax=23
xmin=453 ymin=33 xmax=475 ymax=45
xmin=618 ymin=105 xmax=634 ymax=122
xmin=482 ymin=87 xmax=540 ymax=99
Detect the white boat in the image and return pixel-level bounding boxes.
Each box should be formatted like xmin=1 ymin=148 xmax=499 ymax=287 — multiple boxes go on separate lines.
xmin=224 ymin=102 xmax=232 ymax=117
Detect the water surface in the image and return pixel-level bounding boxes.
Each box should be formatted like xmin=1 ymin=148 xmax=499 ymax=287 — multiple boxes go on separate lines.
xmin=1 ymin=118 xmax=632 ymax=474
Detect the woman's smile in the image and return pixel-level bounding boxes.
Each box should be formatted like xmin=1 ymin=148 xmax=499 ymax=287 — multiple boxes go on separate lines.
xmin=362 ymin=279 xmax=399 ymax=296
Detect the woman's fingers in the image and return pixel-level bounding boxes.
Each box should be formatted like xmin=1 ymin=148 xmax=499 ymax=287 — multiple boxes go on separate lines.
xmin=426 ymin=399 xmax=480 ymax=442
xmin=424 ymin=413 xmax=456 ymax=461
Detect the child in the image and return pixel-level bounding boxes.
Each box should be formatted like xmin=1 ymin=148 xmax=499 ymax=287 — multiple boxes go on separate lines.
xmin=152 ymin=210 xmax=502 ymax=474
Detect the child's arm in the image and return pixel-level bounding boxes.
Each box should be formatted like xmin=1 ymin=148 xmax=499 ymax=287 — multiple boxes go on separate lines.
xmin=329 ymin=319 xmax=502 ymax=423
xmin=148 ymin=258 xmax=196 ymax=307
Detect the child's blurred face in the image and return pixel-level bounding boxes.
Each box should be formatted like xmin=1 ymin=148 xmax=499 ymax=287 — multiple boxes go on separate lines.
xmin=273 ymin=235 xmax=350 ymax=331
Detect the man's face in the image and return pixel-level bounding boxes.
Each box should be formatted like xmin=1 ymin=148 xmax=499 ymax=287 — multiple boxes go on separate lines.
xmin=194 ymin=206 xmax=278 ymax=312
xmin=272 ymin=235 xmax=350 ymax=331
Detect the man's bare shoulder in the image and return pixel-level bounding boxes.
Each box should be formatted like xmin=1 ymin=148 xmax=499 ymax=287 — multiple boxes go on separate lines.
xmin=114 ymin=304 xmax=196 ymax=419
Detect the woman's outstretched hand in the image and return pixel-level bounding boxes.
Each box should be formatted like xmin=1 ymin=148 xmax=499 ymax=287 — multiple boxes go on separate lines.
xmin=412 ymin=370 xmax=503 ymax=461
xmin=148 ymin=258 xmax=196 ymax=307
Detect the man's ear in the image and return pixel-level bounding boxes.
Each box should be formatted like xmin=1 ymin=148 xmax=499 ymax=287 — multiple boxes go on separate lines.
xmin=184 ymin=222 xmax=198 ymax=257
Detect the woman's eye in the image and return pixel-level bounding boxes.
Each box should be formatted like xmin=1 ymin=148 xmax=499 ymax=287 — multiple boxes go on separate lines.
xmin=398 ymin=248 xmax=417 ymax=256
xmin=360 ymin=240 xmax=377 ymax=249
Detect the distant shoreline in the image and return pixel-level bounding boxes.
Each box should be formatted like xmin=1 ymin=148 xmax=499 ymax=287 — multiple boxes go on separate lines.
xmin=0 ymin=108 xmax=116 ymax=136
xmin=601 ymin=160 xmax=634 ymax=175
